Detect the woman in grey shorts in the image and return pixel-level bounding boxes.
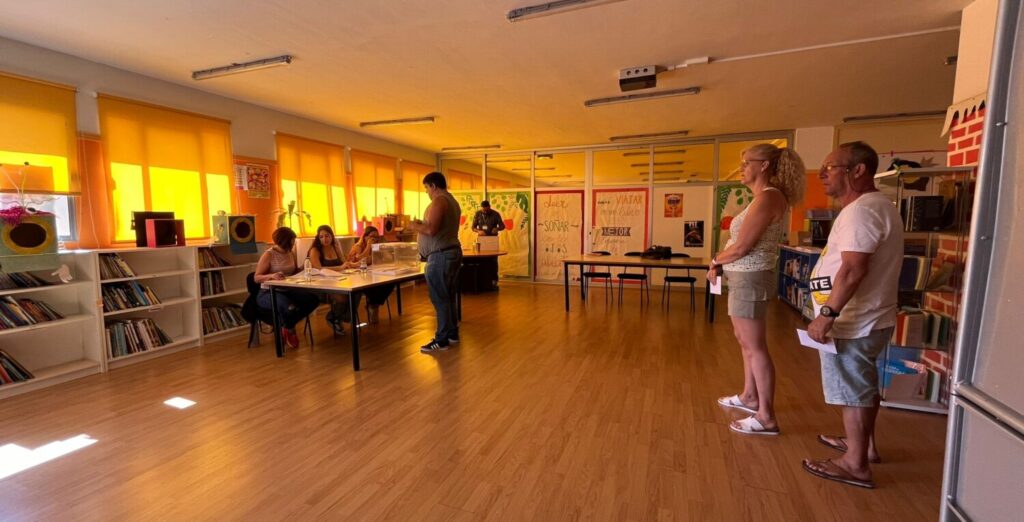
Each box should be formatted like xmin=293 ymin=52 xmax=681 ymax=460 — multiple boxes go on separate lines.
xmin=707 ymin=143 xmax=805 ymax=435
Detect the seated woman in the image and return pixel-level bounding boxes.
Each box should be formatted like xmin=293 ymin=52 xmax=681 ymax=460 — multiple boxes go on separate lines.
xmin=342 ymin=226 xmax=395 ymax=324
xmin=254 ymin=226 xmax=320 ymax=349
xmin=307 ymin=225 xmax=347 ymax=335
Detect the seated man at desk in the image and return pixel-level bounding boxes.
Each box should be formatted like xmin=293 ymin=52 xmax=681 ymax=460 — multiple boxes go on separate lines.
xmin=471 ymin=201 xmax=505 ymax=236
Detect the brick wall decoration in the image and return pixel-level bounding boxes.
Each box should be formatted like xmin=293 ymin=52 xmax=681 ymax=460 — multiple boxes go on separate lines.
xmin=942 ymin=91 xmax=988 ymax=168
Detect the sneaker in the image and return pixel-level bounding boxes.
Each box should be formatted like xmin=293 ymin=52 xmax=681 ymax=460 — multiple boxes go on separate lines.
xmin=282 ymin=327 xmax=299 ymax=349
xmin=448 ymin=333 xmax=460 ymax=344
xmin=420 ymin=339 xmax=450 ymax=353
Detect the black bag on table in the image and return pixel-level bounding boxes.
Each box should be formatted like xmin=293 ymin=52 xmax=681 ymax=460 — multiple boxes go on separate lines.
xmin=641 ymin=245 xmax=672 ymax=260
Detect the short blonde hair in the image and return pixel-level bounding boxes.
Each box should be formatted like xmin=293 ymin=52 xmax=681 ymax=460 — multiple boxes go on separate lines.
xmin=745 ymin=143 xmax=806 ymax=205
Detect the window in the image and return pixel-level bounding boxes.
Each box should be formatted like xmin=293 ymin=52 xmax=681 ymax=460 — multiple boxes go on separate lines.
xmin=0 ymin=72 xmax=80 ymax=240
xmin=275 ymin=133 xmax=348 ymax=236
xmin=400 ymin=161 xmax=434 ymax=218
xmin=351 ymin=150 xmax=397 ymax=220
xmin=98 ymin=96 xmax=234 ymax=241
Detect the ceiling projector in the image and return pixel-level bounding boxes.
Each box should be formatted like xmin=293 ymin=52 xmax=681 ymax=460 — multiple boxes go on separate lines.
xmin=619 ymin=65 xmax=663 ymax=92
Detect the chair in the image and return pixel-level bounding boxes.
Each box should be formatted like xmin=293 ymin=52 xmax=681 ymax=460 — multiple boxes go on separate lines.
xmin=617 ymin=252 xmax=650 ymax=305
xmin=581 ymin=251 xmax=612 ymax=304
xmin=242 ymin=272 xmax=313 ymax=349
xmin=663 ymin=253 xmax=697 ymax=312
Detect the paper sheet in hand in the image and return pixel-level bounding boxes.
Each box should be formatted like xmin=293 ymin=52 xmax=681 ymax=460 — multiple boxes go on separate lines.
xmin=709 ymin=275 xmax=722 ymax=295
xmin=797 ymin=329 xmax=837 ymax=354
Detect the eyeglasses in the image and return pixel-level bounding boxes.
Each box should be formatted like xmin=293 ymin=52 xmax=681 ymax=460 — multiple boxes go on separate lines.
xmin=740 ymin=159 xmax=768 ymax=168
xmin=820 ymin=163 xmax=851 ymax=173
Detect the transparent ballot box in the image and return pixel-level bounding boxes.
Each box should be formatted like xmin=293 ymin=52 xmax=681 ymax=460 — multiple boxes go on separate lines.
xmin=371 ymin=242 xmax=420 ymax=273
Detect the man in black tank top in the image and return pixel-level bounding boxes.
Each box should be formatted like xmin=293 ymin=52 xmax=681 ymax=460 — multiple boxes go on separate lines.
xmin=407 ymin=172 xmax=462 ymax=352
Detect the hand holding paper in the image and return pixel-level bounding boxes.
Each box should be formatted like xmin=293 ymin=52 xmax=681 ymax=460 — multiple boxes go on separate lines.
xmin=797 ymin=329 xmax=837 ymax=354
xmin=709 ymin=275 xmax=722 ymax=295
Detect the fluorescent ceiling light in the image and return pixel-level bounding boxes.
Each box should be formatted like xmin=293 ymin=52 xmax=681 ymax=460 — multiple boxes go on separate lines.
xmin=637 ymin=169 xmax=685 ymax=175
xmin=537 ymin=174 xmax=573 ymax=178
xmin=192 ymin=55 xmax=292 ymax=81
xmin=536 ymin=154 xmax=554 ymax=159
xmin=486 ymin=157 xmax=531 ymax=164
xmin=512 ymin=167 xmax=554 ymax=171
xmin=623 ymin=149 xmax=687 ymax=157
xmin=641 ymin=177 xmax=682 ymax=182
xmin=842 ymin=110 xmax=945 ymax=123
xmin=360 ymin=116 xmax=436 ymax=128
xmin=507 ymin=0 xmax=625 ymax=22
xmin=441 ymin=144 xmax=502 ymax=152
xmin=164 ymin=397 xmax=196 ymax=409
xmin=630 ymin=161 xmax=684 ymax=167
xmin=586 ymin=87 xmax=700 ymax=108
xmin=610 ymin=130 xmax=690 ymax=142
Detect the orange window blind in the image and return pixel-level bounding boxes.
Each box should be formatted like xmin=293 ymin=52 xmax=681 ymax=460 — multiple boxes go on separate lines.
xmin=98 ymin=95 xmax=233 ymax=241
xmin=275 ymin=133 xmax=348 ymax=236
xmin=0 ymin=72 xmax=80 ymax=195
xmin=401 ymin=161 xmax=434 ymax=219
xmin=351 ymin=149 xmax=397 ymax=221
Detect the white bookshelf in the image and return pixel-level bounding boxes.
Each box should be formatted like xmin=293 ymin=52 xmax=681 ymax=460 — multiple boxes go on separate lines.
xmin=0 ymin=251 xmax=104 ymax=400
xmin=197 ymin=244 xmax=263 ymax=341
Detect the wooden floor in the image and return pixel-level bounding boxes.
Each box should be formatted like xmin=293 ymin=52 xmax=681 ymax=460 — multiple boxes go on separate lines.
xmin=0 ymin=283 xmax=948 ymax=521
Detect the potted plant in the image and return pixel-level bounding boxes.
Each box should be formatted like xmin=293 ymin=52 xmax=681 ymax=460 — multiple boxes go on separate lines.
xmin=0 ymin=162 xmax=60 ymax=271
xmin=271 ymin=200 xmax=311 ymax=230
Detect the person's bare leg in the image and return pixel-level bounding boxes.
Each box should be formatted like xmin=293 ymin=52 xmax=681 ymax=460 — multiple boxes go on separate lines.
xmin=731 ymin=316 xmax=776 ymax=429
xmin=730 ymin=316 xmax=759 ymax=410
xmin=831 ymin=404 xmax=877 ymax=481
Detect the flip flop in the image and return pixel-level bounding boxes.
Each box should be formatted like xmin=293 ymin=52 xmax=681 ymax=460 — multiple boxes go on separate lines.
xmin=817 ymin=435 xmax=882 ymax=464
xmin=729 ymin=415 xmax=780 ymax=436
xmin=802 ymin=458 xmax=875 ymax=489
xmin=717 ymin=394 xmax=757 ymax=414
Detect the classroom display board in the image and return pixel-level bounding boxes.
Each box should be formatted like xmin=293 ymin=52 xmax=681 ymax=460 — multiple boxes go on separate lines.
xmin=487 ymin=190 xmax=531 ymax=278
xmin=451 ymin=191 xmax=482 ymax=250
xmin=714 ymin=184 xmax=753 ymax=251
xmin=592 ymin=189 xmax=648 ymax=254
xmin=535 ymin=191 xmax=583 ymax=281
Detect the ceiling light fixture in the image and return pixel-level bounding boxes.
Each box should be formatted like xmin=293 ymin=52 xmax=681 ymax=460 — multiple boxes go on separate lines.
xmin=586 ymin=86 xmax=700 ymax=108
xmin=192 ymin=55 xmax=293 ymax=81
xmin=485 ymin=157 xmax=532 ymax=164
xmin=622 ymin=149 xmax=687 ymax=157
xmin=536 ymin=154 xmax=554 ymax=160
xmin=641 ymin=177 xmax=682 ymax=182
xmin=842 ymin=110 xmax=946 ymax=123
xmin=637 ymin=169 xmax=685 ymax=175
xmin=537 ymin=174 xmax=573 ymax=179
xmin=441 ymin=144 xmax=502 ymax=152
xmin=629 ymin=161 xmax=684 ymax=167
xmin=512 ymin=167 xmax=555 ymax=171
xmin=609 ymin=130 xmax=690 ymax=142
xmin=359 ymin=116 xmax=436 ymax=128
xmin=507 ymin=0 xmax=625 ymax=22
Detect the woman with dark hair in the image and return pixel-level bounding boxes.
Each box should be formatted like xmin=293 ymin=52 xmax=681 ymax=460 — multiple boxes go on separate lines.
xmin=254 ymin=226 xmax=320 ymax=349
xmin=307 ymin=224 xmax=347 ymax=335
xmin=341 ymin=226 xmax=394 ymax=324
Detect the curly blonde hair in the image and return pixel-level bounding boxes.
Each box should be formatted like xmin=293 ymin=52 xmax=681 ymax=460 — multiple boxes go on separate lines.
xmin=745 ymin=143 xmax=806 ymax=205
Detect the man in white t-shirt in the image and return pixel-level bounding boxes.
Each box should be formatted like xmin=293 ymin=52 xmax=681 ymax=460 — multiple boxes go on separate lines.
xmin=801 ymin=141 xmax=903 ymax=489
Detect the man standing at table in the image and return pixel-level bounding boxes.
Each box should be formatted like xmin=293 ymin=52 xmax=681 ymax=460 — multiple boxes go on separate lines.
xmin=802 ymin=141 xmax=903 ymax=489
xmin=471 ymin=200 xmax=505 ymax=236
xmin=407 ymin=171 xmax=462 ymax=353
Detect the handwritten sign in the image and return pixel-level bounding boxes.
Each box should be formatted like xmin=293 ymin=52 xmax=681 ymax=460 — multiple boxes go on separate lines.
xmin=488 ymin=190 xmax=531 ymax=277
xmin=536 ymin=191 xmax=583 ymax=281
xmin=593 ymin=189 xmax=647 ymax=254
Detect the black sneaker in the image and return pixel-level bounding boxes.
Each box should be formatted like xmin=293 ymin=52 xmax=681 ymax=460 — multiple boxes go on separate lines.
xmin=420 ymin=339 xmax=450 ymax=353
xmin=448 ymin=333 xmax=460 ymax=344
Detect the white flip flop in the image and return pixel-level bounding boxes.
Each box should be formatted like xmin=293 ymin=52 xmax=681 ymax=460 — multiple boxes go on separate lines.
xmin=717 ymin=394 xmax=757 ymax=414
xmin=729 ymin=415 xmax=780 ymax=436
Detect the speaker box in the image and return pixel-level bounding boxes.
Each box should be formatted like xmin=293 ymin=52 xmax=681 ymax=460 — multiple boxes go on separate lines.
xmin=0 ymin=214 xmax=59 ymax=271
xmin=133 ymin=211 xmax=174 ymax=247
xmin=212 ymin=214 xmax=257 ymax=254
xmin=145 ymin=219 xmax=185 ymax=248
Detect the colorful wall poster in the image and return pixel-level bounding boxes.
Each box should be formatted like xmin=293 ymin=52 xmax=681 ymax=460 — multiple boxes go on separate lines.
xmin=664 ymin=193 xmax=683 ymax=218
xmin=684 ymin=221 xmax=704 ymax=247
xmin=451 ymin=191 xmax=482 ymax=250
xmin=715 ymin=184 xmax=753 ymax=250
xmin=535 ymin=191 xmax=583 ymax=281
xmin=487 ymin=190 xmax=531 ymax=278
xmin=245 ymin=163 xmax=271 ymax=199
xmin=593 ymin=189 xmax=647 ymax=255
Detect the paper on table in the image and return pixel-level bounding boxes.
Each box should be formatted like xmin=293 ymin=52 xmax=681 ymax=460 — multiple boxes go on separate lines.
xmin=797 ymin=329 xmax=837 ymax=354
xmin=709 ymin=275 xmax=722 ymax=295
xmin=318 ymin=268 xmax=344 ymax=277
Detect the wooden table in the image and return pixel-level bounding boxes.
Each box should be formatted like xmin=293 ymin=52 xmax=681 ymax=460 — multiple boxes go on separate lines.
xmin=561 ymin=254 xmax=716 ymax=321
xmin=264 ymin=267 xmax=426 ymax=370
xmin=460 ymin=250 xmax=507 ymax=293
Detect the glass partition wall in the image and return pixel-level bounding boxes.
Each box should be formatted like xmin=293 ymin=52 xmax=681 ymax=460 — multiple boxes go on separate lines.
xmin=437 ymin=131 xmax=792 ymax=282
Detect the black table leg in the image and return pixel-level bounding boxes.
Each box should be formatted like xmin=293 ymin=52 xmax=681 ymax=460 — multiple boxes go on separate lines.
xmin=271 ymin=286 xmax=283 ymax=358
xmin=396 ymin=283 xmax=403 ymax=315
xmin=349 ymin=291 xmax=361 ymax=371
xmin=564 ymin=262 xmax=570 ymax=311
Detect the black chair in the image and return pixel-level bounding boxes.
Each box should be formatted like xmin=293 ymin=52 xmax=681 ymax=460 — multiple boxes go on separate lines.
xmin=581 ymin=250 xmax=612 ymax=304
xmin=242 ymin=272 xmax=313 ymax=349
xmin=663 ymin=253 xmax=697 ymax=312
xmin=617 ymin=252 xmax=650 ymax=305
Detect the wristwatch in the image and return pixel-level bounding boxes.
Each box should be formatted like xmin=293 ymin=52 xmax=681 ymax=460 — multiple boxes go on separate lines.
xmin=820 ymin=305 xmax=841 ymax=318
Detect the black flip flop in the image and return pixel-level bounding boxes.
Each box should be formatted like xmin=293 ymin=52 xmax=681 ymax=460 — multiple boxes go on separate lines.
xmin=802 ymin=459 xmax=875 ymax=489
xmin=817 ymin=434 xmax=882 ymax=464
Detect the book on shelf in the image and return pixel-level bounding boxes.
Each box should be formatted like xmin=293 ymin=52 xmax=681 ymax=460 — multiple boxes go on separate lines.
xmin=0 ymin=271 xmax=50 ymax=290
xmin=879 ymin=347 xmax=947 ymax=404
xmin=0 ymin=349 xmax=34 ymax=384
xmin=101 ymin=281 xmax=162 ymax=311
xmin=892 ymin=308 xmax=954 ymax=350
xmin=98 ymin=253 xmax=137 ymax=279
xmin=200 ymin=272 xmax=226 ymax=296
xmin=197 ymin=247 xmax=230 ymax=269
xmin=202 ymin=305 xmax=246 ymax=334
xmin=105 ymin=318 xmax=174 ymax=358
xmin=0 ymin=296 xmax=65 ymax=329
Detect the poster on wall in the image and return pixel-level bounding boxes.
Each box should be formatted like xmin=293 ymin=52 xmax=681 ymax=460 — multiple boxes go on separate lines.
xmin=452 ymin=191 xmax=482 ymax=250
xmin=535 ymin=191 xmax=583 ymax=281
xmin=664 ymin=193 xmax=683 ymax=218
xmin=715 ymin=184 xmax=753 ymax=250
xmin=593 ymin=189 xmax=647 ymax=255
xmin=245 ymin=163 xmax=271 ymax=199
xmin=487 ymin=190 xmax=531 ymax=278
xmin=684 ymin=221 xmax=704 ymax=247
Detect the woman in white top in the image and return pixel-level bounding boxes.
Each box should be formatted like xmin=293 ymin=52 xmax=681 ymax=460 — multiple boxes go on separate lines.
xmin=254 ymin=227 xmax=321 ymax=349
xmin=708 ymin=144 xmax=806 ymax=435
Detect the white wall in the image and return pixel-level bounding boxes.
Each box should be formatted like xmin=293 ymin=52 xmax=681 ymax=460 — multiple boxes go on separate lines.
xmin=953 ymin=0 xmax=999 ymax=103
xmin=794 ymin=126 xmax=835 ymax=167
xmin=0 ymin=36 xmax=435 ymax=164
xmin=651 ymin=185 xmax=713 ymax=287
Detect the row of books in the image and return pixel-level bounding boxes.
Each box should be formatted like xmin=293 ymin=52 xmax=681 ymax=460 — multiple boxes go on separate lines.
xmin=200 ymin=272 xmax=226 ymax=297
xmin=105 ymin=318 xmax=173 ymax=358
xmin=0 ymin=296 xmax=65 ymax=329
xmin=0 ymin=271 xmax=50 ymax=290
xmin=781 ymin=257 xmax=813 ymax=282
xmin=898 ymin=256 xmax=958 ymax=291
xmin=202 ymin=305 xmax=246 ymax=335
xmin=99 ymin=253 xmax=137 ymax=279
xmin=101 ymin=281 xmax=161 ymax=312
xmin=197 ymin=247 xmax=230 ymax=269
xmin=892 ymin=308 xmax=954 ymax=349
xmin=781 ymin=282 xmax=810 ymax=309
xmin=0 ymin=349 xmax=34 ymax=385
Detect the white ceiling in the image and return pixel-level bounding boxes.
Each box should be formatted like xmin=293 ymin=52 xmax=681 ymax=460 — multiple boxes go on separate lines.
xmin=0 ymin=0 xmax=969 ymax=153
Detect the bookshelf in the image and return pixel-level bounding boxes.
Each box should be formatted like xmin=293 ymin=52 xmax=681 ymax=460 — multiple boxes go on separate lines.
xmin=197 ymin=244 xmax=263 ymax=340
xmin=874 ymin=166 xmax=974 ymax=415
xmin=777 ymin=245 xmax=822 ymax=320
xmin=96 ymin=247 xmax=201 ymax=369
xmin=0 ymin=252 xmax=104 ymax=400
